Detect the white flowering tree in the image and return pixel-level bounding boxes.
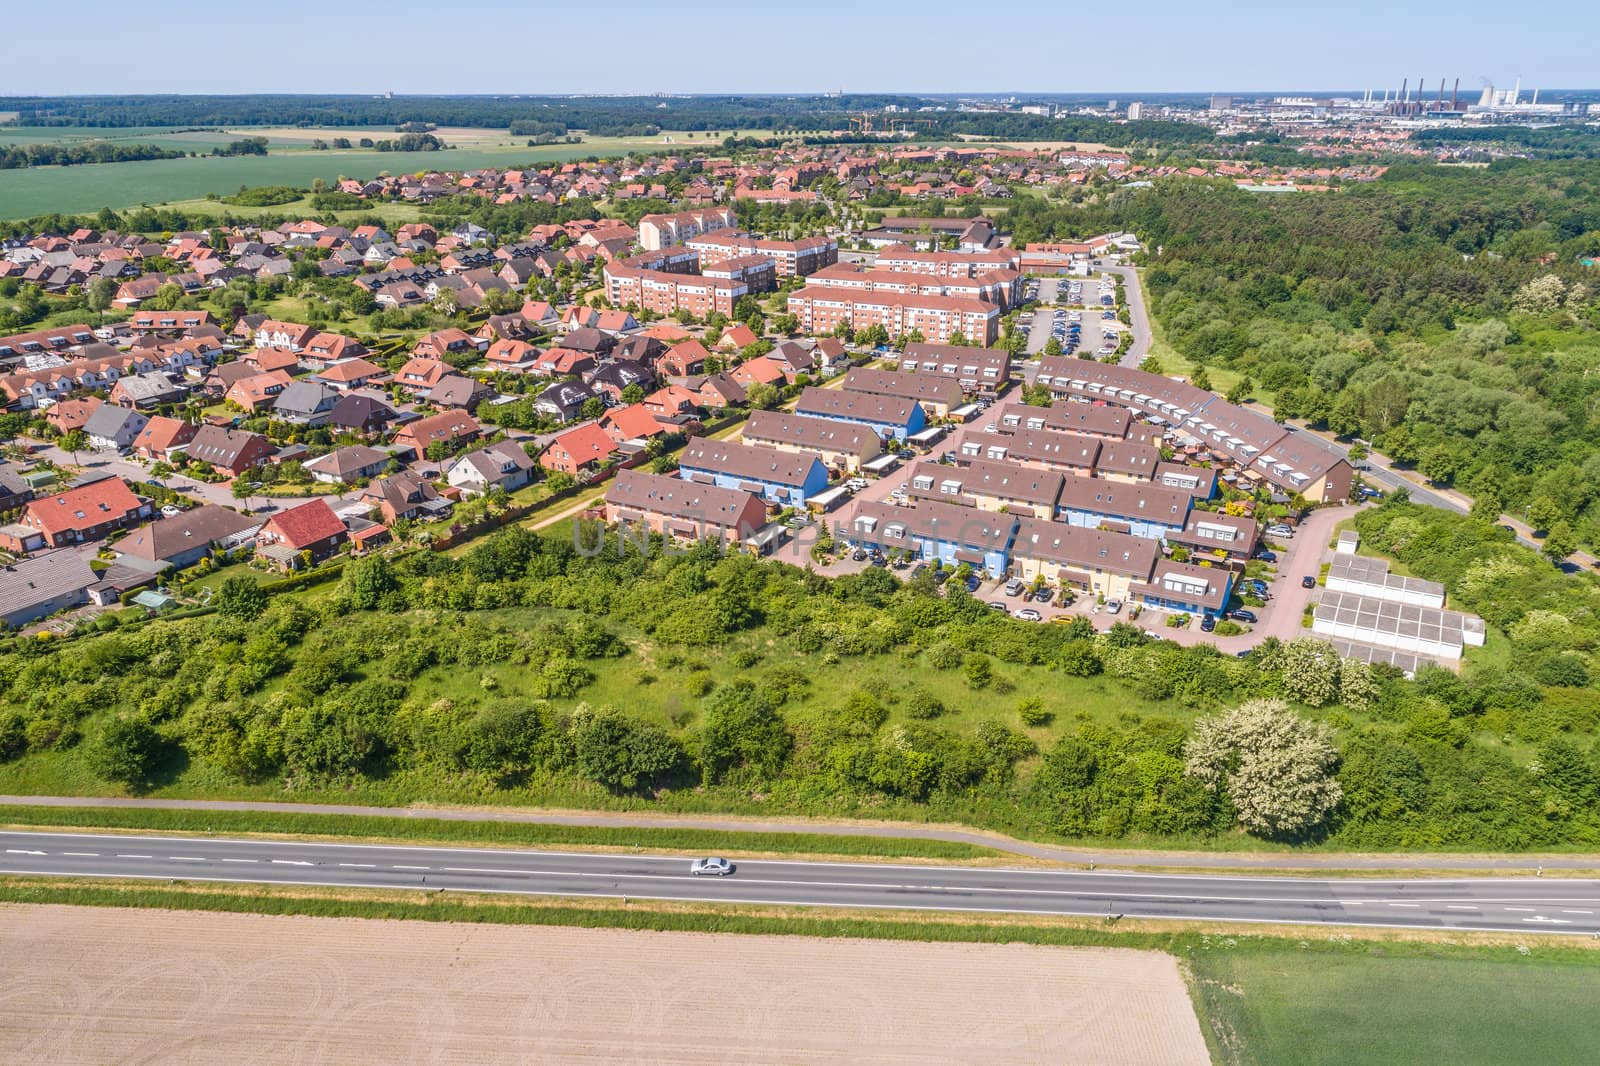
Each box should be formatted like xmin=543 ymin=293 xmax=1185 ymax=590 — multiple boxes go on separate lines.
xmin=1184 ymin=698 xmax=1342 ymax=837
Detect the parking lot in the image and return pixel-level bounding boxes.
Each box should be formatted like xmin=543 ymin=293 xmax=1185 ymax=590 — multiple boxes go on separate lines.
xmin=1020 ymin=274 xmax=1126 ymax=359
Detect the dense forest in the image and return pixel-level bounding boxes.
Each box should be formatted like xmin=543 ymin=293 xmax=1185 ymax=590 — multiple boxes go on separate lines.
xmin=3 ymin=501 xmax=1598 ymax=852
xmin=1014 ymin=161 xmax=1600 ymax=544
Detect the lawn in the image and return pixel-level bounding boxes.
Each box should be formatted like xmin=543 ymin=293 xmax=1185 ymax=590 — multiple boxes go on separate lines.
xmin=1189 ymin=946 xmax=1600 ymax=1066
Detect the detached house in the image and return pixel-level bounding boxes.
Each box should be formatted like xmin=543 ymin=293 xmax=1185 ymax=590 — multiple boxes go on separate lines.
xmin=8 ymin=478 xmax=150 ymax=550
xmin=256 ymin=498 xmax=348 ymax=569
xmin=83 ymin=405 xmax=149 ymax=453
xmin=447 ymin=440 xmax=538 ymax=497
xmin=271 ymin=381 xmax=339 ymax=426
xmin=185 ymin=425 xmax=276 ymax=476
xmin=254 ymin=320 xmax=318 ymax=351
xmin=392 ymin=411 xmax=480 ymax=458
xmin=359 ymin=472 xmax=450 ymax=524
xmin=540 ymin=423 xmax=616 ymax=477
xmin=130 ymin=415 xmax=197 ymax=462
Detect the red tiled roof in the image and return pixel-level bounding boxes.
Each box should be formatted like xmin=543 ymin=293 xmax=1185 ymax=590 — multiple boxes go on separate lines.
xmin=262 ymin=498 xmax=345 ymax=549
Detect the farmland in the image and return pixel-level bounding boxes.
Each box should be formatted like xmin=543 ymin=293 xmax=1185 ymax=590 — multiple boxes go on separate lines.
xmin=0 ymin=904 xmax=1210 ymax=1065
xmin=1189 ymin=944 xmax=1600 ymax=1066
xmin=0 ymin=126 xmax=743 ymax=219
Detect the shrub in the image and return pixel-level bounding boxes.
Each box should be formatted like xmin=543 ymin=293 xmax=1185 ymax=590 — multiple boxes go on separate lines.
xmin=1017 ymin=697 xmax=1052 ymax=727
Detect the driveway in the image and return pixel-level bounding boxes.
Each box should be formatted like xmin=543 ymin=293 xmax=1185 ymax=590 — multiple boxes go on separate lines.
xmin=1103 ymin=262 xmax=1153 ymax=368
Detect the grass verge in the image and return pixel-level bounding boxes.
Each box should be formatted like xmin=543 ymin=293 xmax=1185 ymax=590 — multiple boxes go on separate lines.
xmin=0 ymin=805 xmax=995 ymax=862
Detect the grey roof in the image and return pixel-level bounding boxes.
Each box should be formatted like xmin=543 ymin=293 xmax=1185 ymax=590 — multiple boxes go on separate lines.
xmin=795 ymin=386 xmax=920 ymax=426
xmin=304 ymin=445 xmax=390 ymax=480
xmin=852 ymin=498 xmax=1016 ymax=552
xmin=742 ymin=410 xmax=880 ymax=456
xmin=116 ymin=505 xmax=261 ymax=563
xmin=451 ymin=440 xmax=536 ymax=483
xmin=114 ymin=371 xmax=183 ymax=404
xmin=907 ymin=457 xmax=1063 ymax=510
xmin=679 ymin=439 xmax=825 ymax=489
xmin=272 ymin=380 xmax=338 ymax=417
xmin=0 ymin=550 xmax=97 ymax=622
xmin=329 ymin=394 xmax=395 ymax=428
xmin=1056 ymin=477 xmax=1190 ymax=525
xmin=82 ymin=404 xmax=143 ymax=439
xmin=1011 ymin=517 xmax=1158 ymax=578
xmin=605 ymin=469 xmax=763 ymax=526
xmin=840 ymin=368 xmax=964 ymax=407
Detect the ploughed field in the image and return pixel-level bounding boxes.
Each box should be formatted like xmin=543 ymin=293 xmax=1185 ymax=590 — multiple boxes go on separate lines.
xmin=0 ymin=903 xmax=1209 ymax=1065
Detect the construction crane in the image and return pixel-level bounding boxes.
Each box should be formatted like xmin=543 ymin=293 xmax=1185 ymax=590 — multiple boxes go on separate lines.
xmin=847 ymin=112 xmax=936 ymax=136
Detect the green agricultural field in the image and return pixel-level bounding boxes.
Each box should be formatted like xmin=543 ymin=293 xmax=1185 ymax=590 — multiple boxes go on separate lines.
xmin=0 ymin=127 xmax=755 ymax=219
xmin=1189 ymin=945 xmax=1600 ymax=1066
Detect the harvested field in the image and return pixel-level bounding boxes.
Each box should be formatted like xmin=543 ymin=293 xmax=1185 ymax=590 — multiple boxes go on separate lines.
xmin=0 ymin=903 xmax=1208 ymax=1065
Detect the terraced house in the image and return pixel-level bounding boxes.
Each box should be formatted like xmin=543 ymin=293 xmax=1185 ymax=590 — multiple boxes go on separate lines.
xmin=794 ymin=387 xmax=926 ymax=442
xmin=837 ymin=368 xmax=965 ymax=420
xmin=604 ymin=469 xmax=767 ymax=546
xmin=1057 ymin=477 xmax=1192 ymax=541
xmin=740 ymin=410 xmax=882 ymax=473
xmin=677 ymin=439 xmax=831 ymax=507
xmin=1008 ymin=518 xmax=1160 ymax=601
xmin=847 ymin=497 xmax=1017 ymax=577
xmin=904 ymin=457 xmax=1064 ymax=517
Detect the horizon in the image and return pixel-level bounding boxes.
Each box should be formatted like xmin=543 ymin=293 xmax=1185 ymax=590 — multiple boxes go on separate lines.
xmin=3 ymin=0 xmax=1595 ymax=95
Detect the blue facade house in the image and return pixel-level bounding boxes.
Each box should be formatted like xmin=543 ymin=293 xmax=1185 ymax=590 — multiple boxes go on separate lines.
xmin=678 ymin=438 xmax=832 ymax=507
xmin=795 ymin=386 xmax=926 ymax=442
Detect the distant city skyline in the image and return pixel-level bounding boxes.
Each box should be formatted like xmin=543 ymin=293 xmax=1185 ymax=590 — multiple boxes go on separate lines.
xmin=2 ymin=0 xmax=1595 ymax=96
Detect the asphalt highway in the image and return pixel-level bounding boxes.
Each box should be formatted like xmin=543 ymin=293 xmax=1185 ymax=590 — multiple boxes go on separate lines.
xmin=4 ymin=831 xmax=1599 ymax=936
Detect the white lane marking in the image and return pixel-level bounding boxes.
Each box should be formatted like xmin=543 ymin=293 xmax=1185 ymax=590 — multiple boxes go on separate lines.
xmin=1522 ymin=916 xmax=1571 ymax=925
xmin=270 ymin=860 xmax=312 ymax=867
xmin=392 ymin=865 xmax=430 ymax=871
xmin=338 ymin=863 xmax=376 ymax=869
xmin=61 ymin=852 xmax=99 ymax=857
xmin=1388 ymin=903 xmax=1419 ymax=908
xmin=221 ymin=858 xmax=256 ymax=864
xmin=1504 ymin=907 xmax=1536 ymax=912
xmin=116 ymin=854 xmax=152 ymax=859
xmin=18 ymin=830 xmax=1600 ymax=888
xmin=4 ymin=849 xmax=45 ymax=856
xmin=168 ymin=856 xmax=206 ymax=862
xmin=1446 ymin=905 xmax=1479 ymax=911
xmin=442 ymin=866 xmax=570 ymax=876
xmin=9 ymin=867 xmax=1600 ymax=938
xmin=1562 ymin=909 xmax=1594 ymax=915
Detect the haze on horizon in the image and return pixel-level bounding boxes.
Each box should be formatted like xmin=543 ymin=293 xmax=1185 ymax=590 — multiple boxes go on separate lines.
xmin=1 ymin=0 xmax=1594 ymax=97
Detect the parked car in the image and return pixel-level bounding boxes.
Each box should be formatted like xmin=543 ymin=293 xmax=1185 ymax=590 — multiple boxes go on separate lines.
xmin=690 ymin=857 xmax=734 ymax=877
xmin=1358 ymin=486 xmax=1383 ymax=499
xmin=932 ymin=569 xmax=951 ymax=585
xmin=1265 ymin=524 xmax=1295 ymax=539
xmin=1105 ymin=599 xmax=1123 ymax=614
xmin=965 ymin=575 xmax=981 ymax=593
xmin=1200 ymin=615 xmax=1216 ymax=632
xmin=1013 ymin=608 xmax=1043 ymax=622
xmin=987 ymin=600 xmax=1008 ymax=611
xmin=1254 ymin=550 xmax=1278 ymax=563
xmin=159 ymin=504 xmax=182 ymax=518
xmin=1301 ymin=575 xmax=1317 ymax=589
xmin=1230 ymin=609 xmax=1258 ymax=623
xmin=1004 ymin=580 xmax=1026 ymax=597
xmin=1033 ymin=587 xmax=1054 ymax=603
xmin=851 ymin=549 xmax=867 ymax=562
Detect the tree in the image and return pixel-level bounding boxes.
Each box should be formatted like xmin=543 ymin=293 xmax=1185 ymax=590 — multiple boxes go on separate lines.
xmin=619 ymin=383 xmax=645 ymax=406
xmin=581 ymin=397 xmax=605 ymax=421
xmin=1279 ymin=638 xmax=1343 ymax=707
xmin=1541 ymin=521 xmax=1577 ymax=565
xmin=86 ymin=716 xmax=165 ymax=788
xmin=215 ymin=576 xmax=268 ymax=621
xmin=697 ymin=681 xmax=792 ymax=783
xmin=570 ymin=707 xmax=683 ymax=792
xmin=1189 ymin=366 xmax=1212 ymax=391
xmin=85 ymin=276 xmax=118 ymax=320
xmin=1524 ymin=495 xmax=1563 ymax=534
xmin=1043 ymin=337 xmax=1062 ymax=357
xmin=744 ymin=382 xmax=780 ymax=409
xmin=963 ymin=653 xmax=992 ymax=689
xmin=1184 ymin=698 xmax=1341 ymax=838
xmin=58 ymin=429 xmax=87 ymax=465
xmin=341 ymin=556 xmax=400 ymax=610
xmin=1418 ymin=445 xmax=1457 ymax=486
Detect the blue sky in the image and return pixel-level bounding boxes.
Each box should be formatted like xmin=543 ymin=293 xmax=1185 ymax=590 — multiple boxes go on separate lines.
xmin=2 ymin=0 xmax=1595 ymax=95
